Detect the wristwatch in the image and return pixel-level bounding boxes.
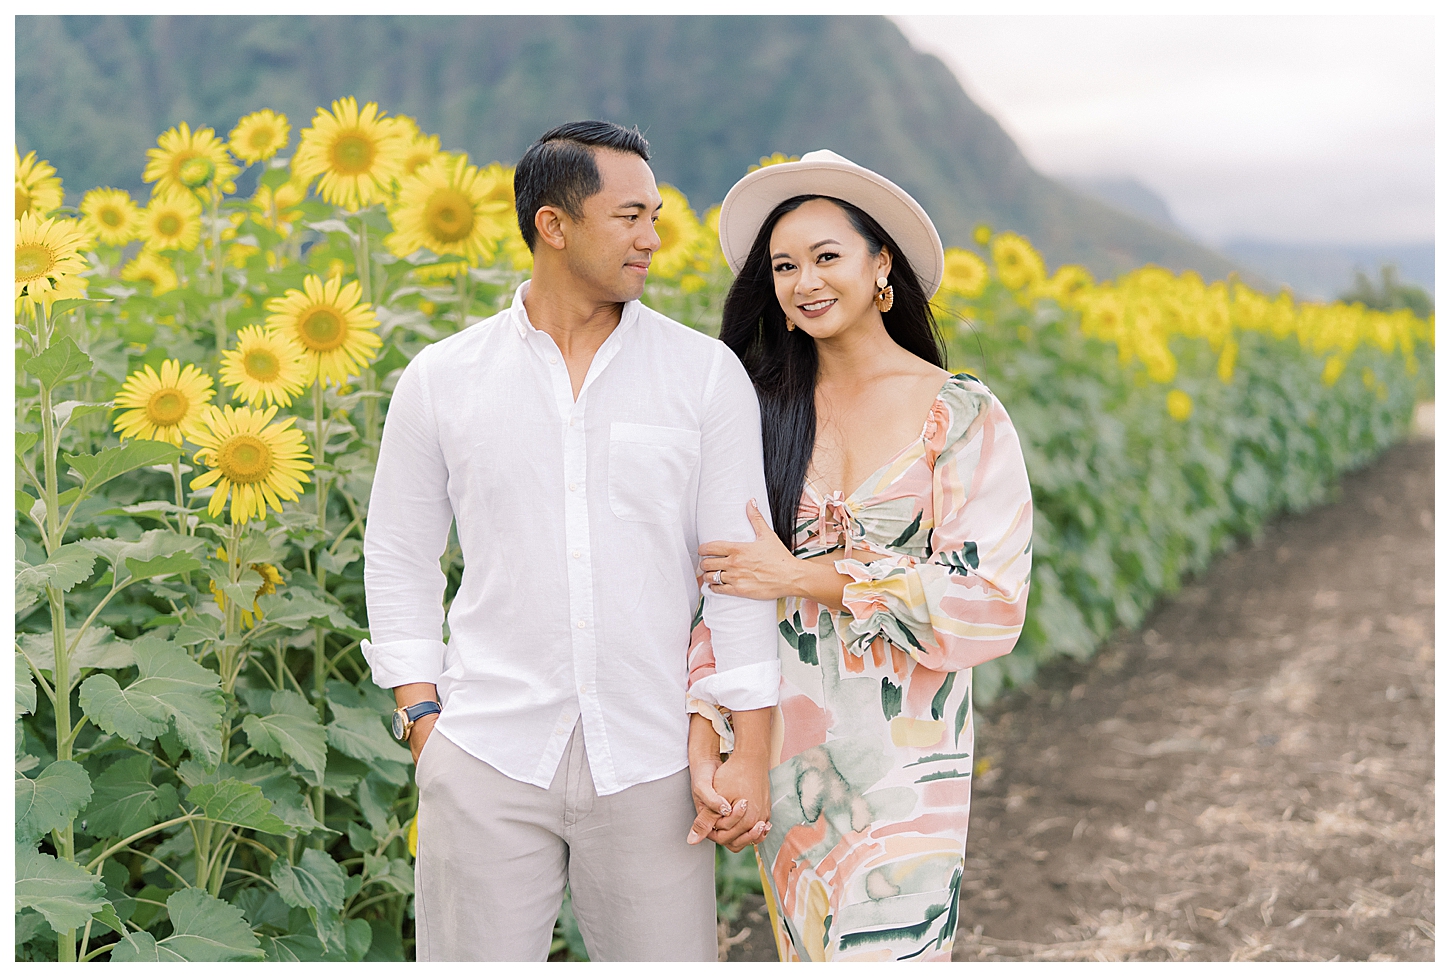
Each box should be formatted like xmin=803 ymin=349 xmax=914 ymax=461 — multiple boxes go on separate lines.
xmin=391 ymin=701 xmax=442 ymax=741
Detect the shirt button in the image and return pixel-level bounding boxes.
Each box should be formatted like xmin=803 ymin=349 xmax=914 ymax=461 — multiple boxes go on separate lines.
xmin=549 ymin=355 xmax=559 ymax=365
xmin=568 ymin=482 xmax=578 ymax=492
xmin=568 ymin=417 xmax=575 ymax=427
xmin=579 ymin=685 xmax=588 ymax=694
xmin=577 ymin=620 xmax=586 ymax=629
xmin=572 ymin=550 xmax=581 ymax=559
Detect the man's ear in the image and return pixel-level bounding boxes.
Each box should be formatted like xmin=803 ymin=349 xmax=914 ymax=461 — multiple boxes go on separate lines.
xmin=534 ymin=205 xmax=569 ymax=252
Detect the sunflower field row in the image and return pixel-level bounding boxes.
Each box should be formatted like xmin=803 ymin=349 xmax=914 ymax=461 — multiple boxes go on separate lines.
xmin=14 ymin=100 xmax=1433 ymax=962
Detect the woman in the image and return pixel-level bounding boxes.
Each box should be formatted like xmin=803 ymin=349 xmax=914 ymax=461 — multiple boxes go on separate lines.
xmin=684 ymin=151 xmax=1033 ymax=961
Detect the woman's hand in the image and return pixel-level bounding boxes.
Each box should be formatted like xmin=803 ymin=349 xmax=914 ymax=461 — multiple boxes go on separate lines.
xmin=701 ymin=501 xmax=852 ymax=611
xmin=699 ymin=500 xmax=803 ymax=601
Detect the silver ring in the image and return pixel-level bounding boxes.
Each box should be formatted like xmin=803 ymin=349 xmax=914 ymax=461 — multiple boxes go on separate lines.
xmin=713 ymin=569 xmax=723 ymax=586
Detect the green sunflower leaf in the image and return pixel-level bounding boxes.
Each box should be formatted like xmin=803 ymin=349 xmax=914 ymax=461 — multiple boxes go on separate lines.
xmin=15 ymin=542 xmax=97 ymax=595
xmin=16 ymin=653 xmax=37 ymax=716
xmin=15 ymin=760 xmax=93 ymax=845
xmin=326 ymin=702 xmax=412 ymax=765
xmin=64 ymin=440 xmax=183 ymax=494
xmin=110 ymin=888 xmax=265 ymax=961
xmin=78 ymin=634 xmax=224 ymax=767
xmin=83 ymin=753 xmax=179 ymax=840
xmin=14 ymin=845 xmax=110 ymax=934
xmin=26 ymin=337 xmax=94 ymax=389
xmin=186 ymin=778 xmax=293 ymax=836
xmin=241 ymin=690 xmax=328 ymax=780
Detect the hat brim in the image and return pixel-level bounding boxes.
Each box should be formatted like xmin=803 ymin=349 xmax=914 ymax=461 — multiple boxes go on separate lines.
xmin=717 ymin=157 xmax=945 ymax=299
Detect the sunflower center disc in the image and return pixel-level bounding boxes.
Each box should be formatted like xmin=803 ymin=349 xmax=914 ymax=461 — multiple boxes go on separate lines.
xmin=245 ymin=349 xmax=282 ymax=381
xmin=147 ymin=389 xmax=189 ymax=426
xmin=300 ymin=309 xmax=346 ymax=351
xmin=249 ymin=128 xmax=275 ymax=151
xmin=157 ymin=213 xmax=182 ymax=236
xmin=178 ymin=156 xmax=215 ymax=188
xmin=100 ymin=207 xmax=124 ymax=228
xmin=218 ymin=434 xmax=273 ymax=485
xmin=426 ymin=189 xmax=475 ymax=243
xmin=15 ymin=244 xmax=55 ymax=281
xmin=332 ymin=133 xmax=376 ymax=176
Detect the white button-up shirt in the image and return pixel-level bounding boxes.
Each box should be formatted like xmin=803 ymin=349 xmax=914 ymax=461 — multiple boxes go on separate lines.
xmin=362 ymin=281 xmax=780 ymax=795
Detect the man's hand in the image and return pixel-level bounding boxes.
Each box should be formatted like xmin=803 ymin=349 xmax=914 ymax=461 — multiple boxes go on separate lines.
xmin=705 ymin=752 xmax=772 ymax=853
xmin=684 ymin=708 xmax=774 ymax=852
xmin=395 ymin=682 xmax=441 ymax=765
xmin=408 ymin=712 xmax=438 ymax=764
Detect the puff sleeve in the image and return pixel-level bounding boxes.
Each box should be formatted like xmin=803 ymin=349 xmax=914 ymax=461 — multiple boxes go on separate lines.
xmin=833 ymin=380 xmax=1033 ymax=672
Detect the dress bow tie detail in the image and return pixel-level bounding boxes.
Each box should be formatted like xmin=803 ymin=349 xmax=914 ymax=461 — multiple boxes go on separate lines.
xmin=819 ymin=490 xmax=861 ymax=559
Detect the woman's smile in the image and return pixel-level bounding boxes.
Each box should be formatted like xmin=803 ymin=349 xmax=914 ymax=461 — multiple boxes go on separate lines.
xmin=798 ymin=297 xmax=836 ymax=317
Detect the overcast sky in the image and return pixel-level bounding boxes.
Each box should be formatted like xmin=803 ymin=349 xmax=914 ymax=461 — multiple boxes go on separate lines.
xmin=892 ymin=15 xmax=1434 ymax=247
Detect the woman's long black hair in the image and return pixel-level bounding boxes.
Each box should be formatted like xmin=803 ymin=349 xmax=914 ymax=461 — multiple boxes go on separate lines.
xmin=719 ymin=194 xmax=948 ymax=547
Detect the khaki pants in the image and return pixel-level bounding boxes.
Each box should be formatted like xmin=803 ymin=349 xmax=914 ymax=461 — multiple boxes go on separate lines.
xmin=413 ymin=723 xmax=717 ymax=961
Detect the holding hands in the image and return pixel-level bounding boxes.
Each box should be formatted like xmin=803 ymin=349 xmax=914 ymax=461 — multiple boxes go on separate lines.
xmin=685 ymin=712 xmax=772 ymax=853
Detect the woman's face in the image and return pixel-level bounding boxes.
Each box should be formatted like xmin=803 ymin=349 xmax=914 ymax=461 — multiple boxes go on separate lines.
xmin=768 ymin=198 xmax=891 ymax=342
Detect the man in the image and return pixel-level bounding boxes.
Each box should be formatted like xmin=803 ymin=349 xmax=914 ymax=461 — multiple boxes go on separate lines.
xmin=361 ymin=120 xmax=777 ymax=961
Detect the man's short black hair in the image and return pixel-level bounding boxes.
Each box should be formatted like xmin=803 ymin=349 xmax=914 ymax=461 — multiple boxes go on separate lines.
xmin=513 ymin=121 xmax=651 ymax=252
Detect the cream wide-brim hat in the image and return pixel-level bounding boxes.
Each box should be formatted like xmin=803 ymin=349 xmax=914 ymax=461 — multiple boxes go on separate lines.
xmin=716 ymin=149 xmax=945 ymax=299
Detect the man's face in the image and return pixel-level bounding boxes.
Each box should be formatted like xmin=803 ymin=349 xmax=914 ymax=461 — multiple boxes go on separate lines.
xmin=561 ymin=150 xmax=663 ymax=304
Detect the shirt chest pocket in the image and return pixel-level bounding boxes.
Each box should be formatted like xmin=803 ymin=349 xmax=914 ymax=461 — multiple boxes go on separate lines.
xmin=608 ymin=422 xmax=701 ymax=524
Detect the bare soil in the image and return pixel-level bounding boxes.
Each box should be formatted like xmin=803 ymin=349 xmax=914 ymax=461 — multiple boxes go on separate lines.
xmin=724 ymin=419 xmax=1434 ymax=962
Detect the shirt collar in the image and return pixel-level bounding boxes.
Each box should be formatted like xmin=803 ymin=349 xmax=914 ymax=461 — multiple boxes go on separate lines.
xmin=509 ymin=279 xmax=643 ymax=344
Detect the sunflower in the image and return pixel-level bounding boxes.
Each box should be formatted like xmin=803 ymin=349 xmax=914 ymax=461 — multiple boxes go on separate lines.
xmin=393 ymin=116 xmax=443 ymax=179
xmin=386 ymin=154 xmax=511 ymax=263
xmin=15 ymin=212 xmax=89 ymax=311
xmin=209 ymin=546 xmax=285 ymax=627
xmin=120 ymin=251 xmax=180 ymax=295
xmin=747 ymin=152 xmax=800 ymax=173
xmin=250 ymin=178 xmax=307 ymax=234
xmin=650 ymin=184 xmax=707 ymax=279
xmin=939 ymin=248 xmax=989 ymax=299
xmin=189 ymin=404 xmax=313 ymax=524
xmin=474 ymin=162 xmax=534 ymax=270
xmin=141 ymin=189 xmax=202 ymax=251
xmin=220 ymin=325 xmax=309 ymax=407
xmin=79 ymin=187 xmax=142 ymax=246
xmin=113 ymin=360 xmax=216 ymax=446
xmin=292 ymin=97 xmax=407 ymax=211
xmin=229 ymin=109 xmax=290 ymax=165
xmin=1166 ymin=389 xmax=1193 ymax=422
xmin=265 ymin=274 xmax=382 ymax=385
xmin=143 ymin=122 xmax=239 ymax=197
xmin=1042 ymin=264 xmax=1095 ymax=306
xmin=16 ymin=149 xmax=64 ymax=219
xmin=972 ymin=224 xmax=993 ymax=246
xmin=989 ymin=232 xmax=1047 ymax=292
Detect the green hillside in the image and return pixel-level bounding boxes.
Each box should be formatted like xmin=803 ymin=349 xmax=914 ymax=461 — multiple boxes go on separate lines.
xmin=18 ymin=15 xmax=1239 ymax=280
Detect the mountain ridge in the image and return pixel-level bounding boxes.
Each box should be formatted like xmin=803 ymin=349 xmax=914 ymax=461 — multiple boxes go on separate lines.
xmin=19 ymin=14 xmax=1242 ymax=281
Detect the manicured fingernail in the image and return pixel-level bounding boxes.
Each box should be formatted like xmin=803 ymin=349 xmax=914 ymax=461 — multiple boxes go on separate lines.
xmin=720 ymin=803 xmax=732 ymax=815
xmin=687 ymin=831 xmax=699 ymax=844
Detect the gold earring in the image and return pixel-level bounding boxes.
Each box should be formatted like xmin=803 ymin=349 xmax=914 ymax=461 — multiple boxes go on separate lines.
xmin=784 ymin=315 xmax=797 ymax=331
xmin=874 ymin=276 xmax=894 ymax=313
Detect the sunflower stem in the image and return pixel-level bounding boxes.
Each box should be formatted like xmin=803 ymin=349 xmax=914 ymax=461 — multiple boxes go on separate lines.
xmin=172 ymin=458 xmax=189 ymax=536
xmin=311 ymin=377 xmax=331 ymax=849
xmin=351 ymin=215 xmax=382 ymax=458
xmin=34 ymin=302 xmax=79 ymax=963
xmin=210 ymin=191 xmax=227 ymax=358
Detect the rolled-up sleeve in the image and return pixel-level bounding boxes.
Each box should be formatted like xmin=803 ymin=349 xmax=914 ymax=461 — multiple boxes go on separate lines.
xmin=686 ymin=346 xmax=781 ymax=714
xmin=361 ymin=350 xmax=456 ymax=689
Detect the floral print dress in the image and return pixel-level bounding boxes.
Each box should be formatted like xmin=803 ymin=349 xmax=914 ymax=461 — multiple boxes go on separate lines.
xmin=689 ymin=373 xmax=1033 ymax=961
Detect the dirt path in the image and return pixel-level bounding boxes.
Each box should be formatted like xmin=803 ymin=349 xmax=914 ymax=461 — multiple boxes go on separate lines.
xmin=725 ymin=417 xmax=1434 ymax=962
